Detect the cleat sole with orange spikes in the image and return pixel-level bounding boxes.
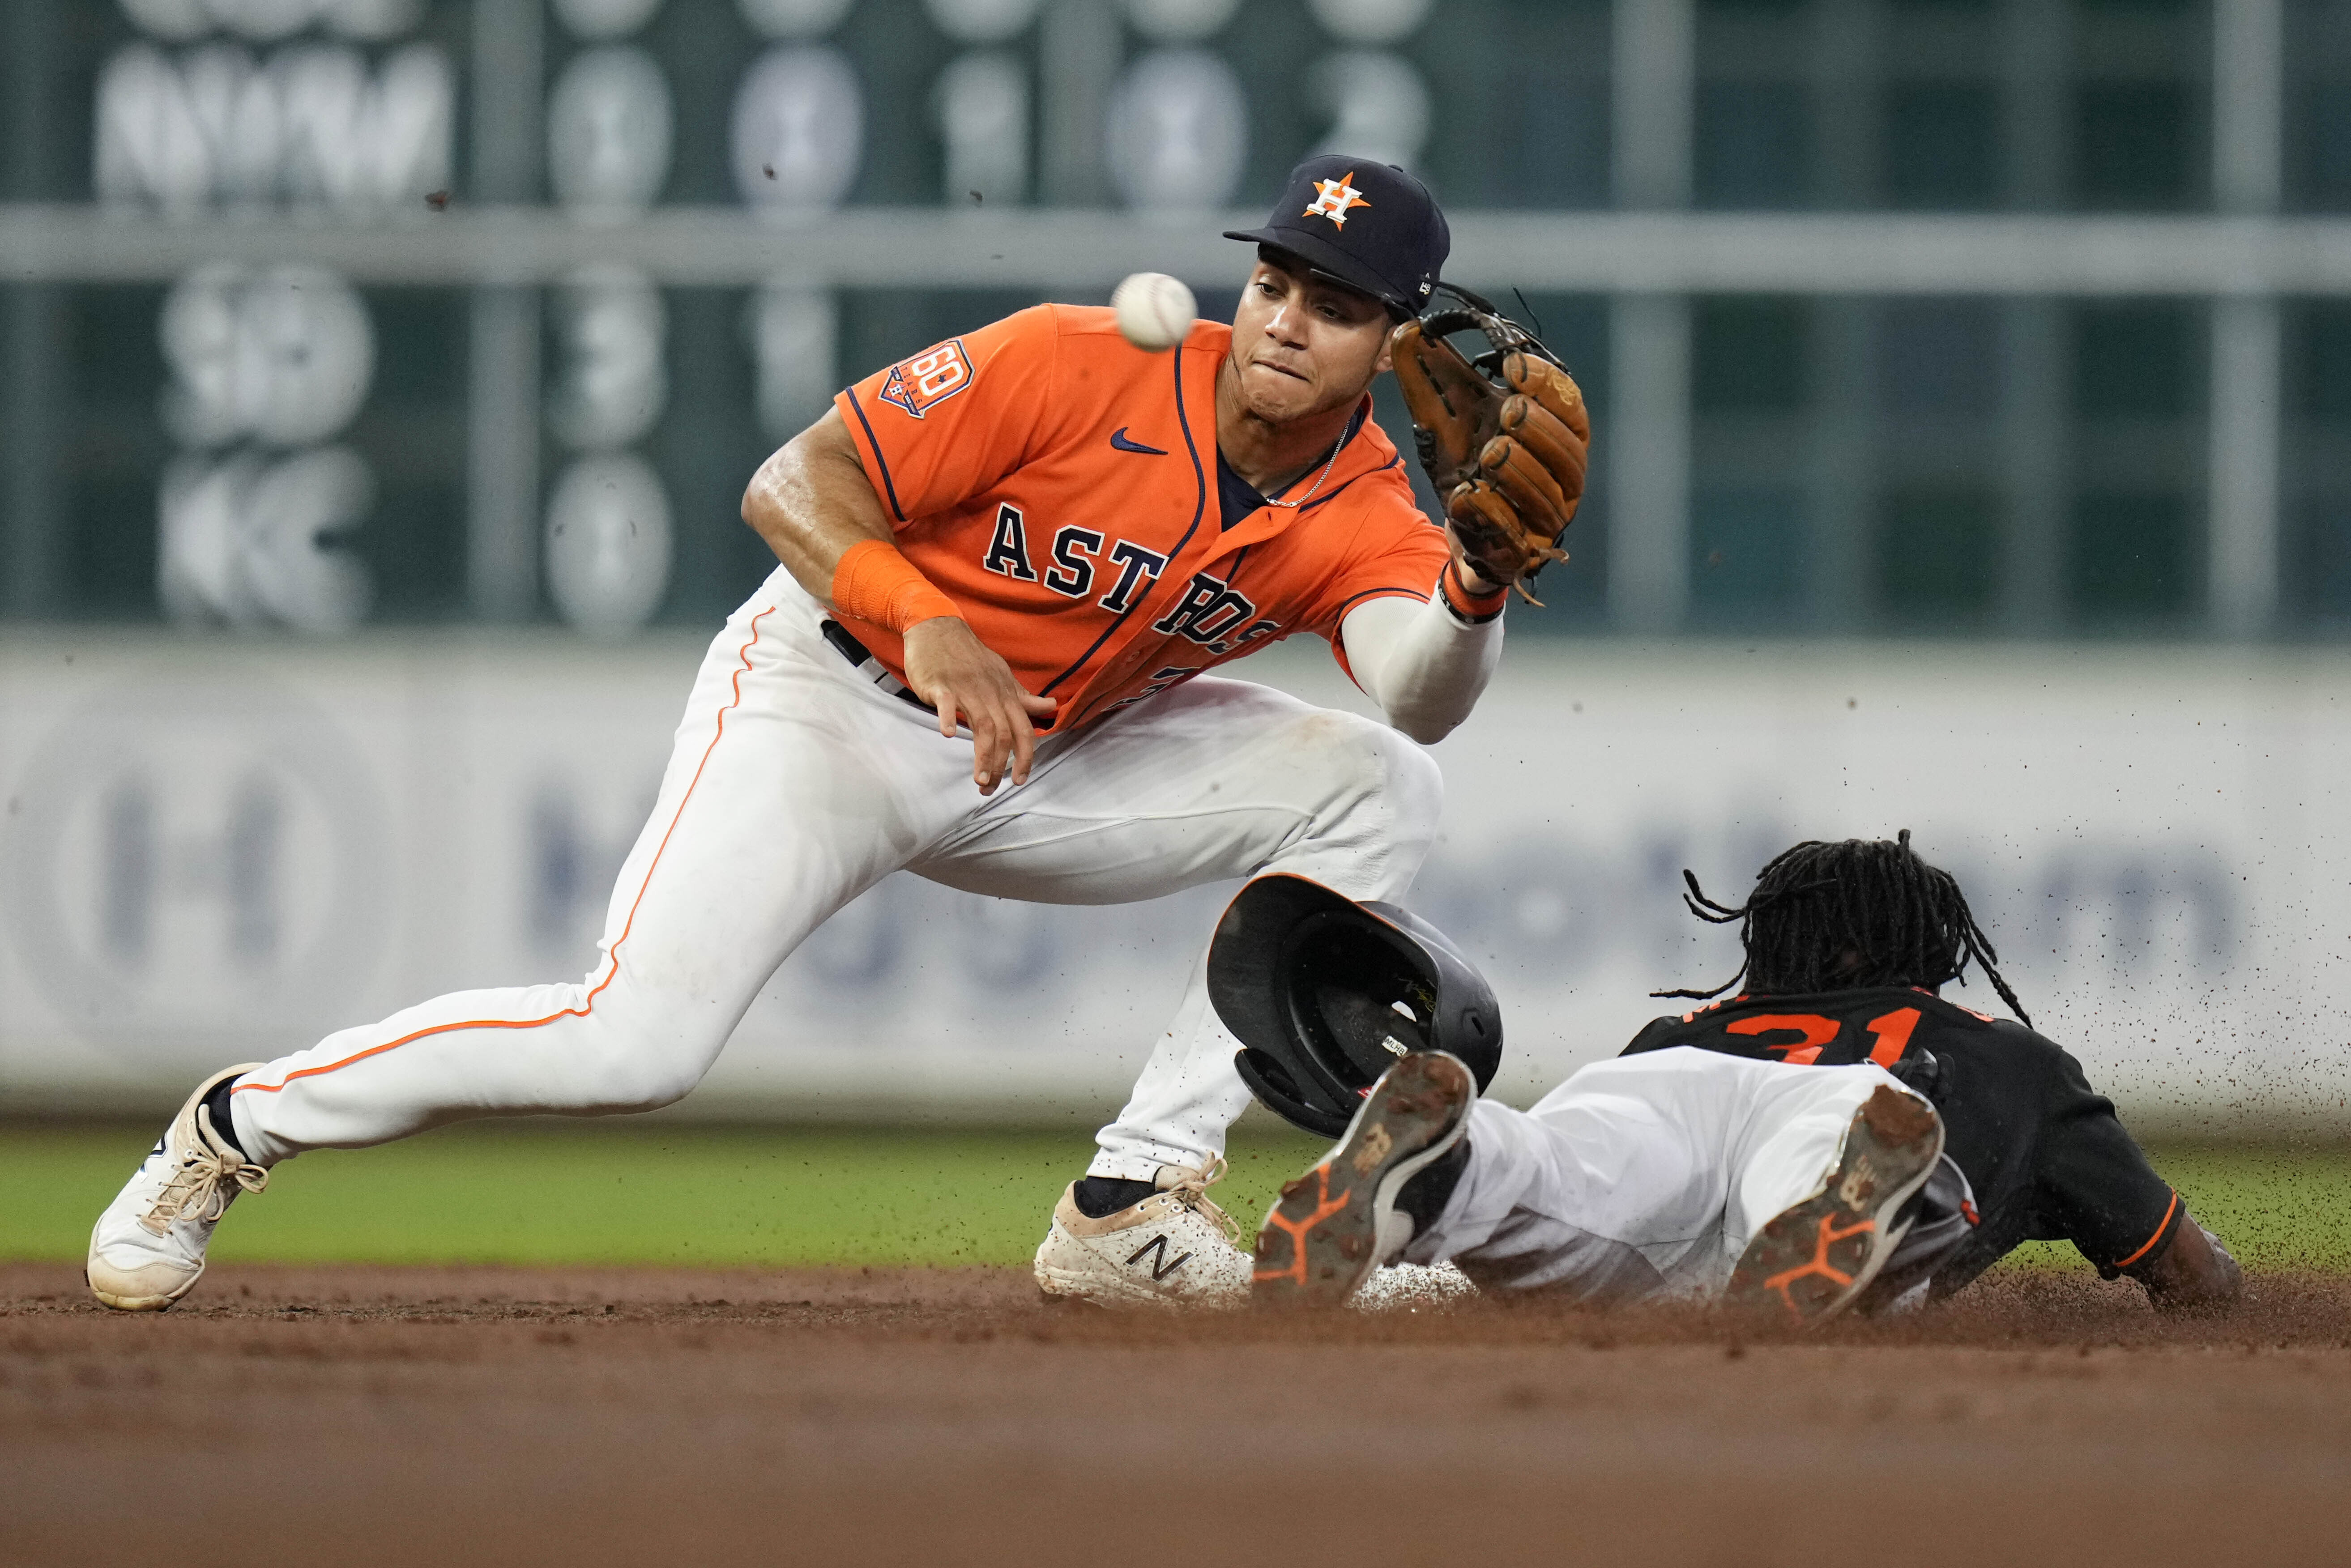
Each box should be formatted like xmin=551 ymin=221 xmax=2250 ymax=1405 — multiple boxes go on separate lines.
xmin=1252 ymin=1051 xmax=1475 ymax=1308
xmin=1724 ymin=1084 xmax=1945 ymax=1325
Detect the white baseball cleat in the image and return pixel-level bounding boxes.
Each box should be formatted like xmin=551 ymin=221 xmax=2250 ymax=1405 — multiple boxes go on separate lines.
xmin=1033 ymin=1160 xmax=1252 ymax=1310
xmin=86 ymin=1064 xmax=269 ymax=1312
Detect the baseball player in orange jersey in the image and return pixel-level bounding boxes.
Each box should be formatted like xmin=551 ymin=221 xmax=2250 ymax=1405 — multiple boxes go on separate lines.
xmin=87 ymin=158 xmax=1588 ymax=1312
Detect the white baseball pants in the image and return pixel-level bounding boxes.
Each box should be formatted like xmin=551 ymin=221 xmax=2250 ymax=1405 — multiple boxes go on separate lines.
xmin=226 ymin=569 xmax=1442 ymax=1179
xmin=1399 ymin=1048 xmax=1940 ymax=1303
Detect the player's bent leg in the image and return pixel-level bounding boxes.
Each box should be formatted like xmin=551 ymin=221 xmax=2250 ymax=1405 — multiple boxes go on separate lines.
xmin=88 ymin=580 xmax=968 ymax=1308
xmin=1089 ymin=709 xmax=1442 ymax=1180
xmin=223 ymin=976 xmax=737 ymax=1163
xmin=1077 ymin=949 xmax=1260 ymax=1187
xmin=918 ymin=678 xmax=1447 ymax=1307
xmin=921 ymin=680 xmax=1444 ymax=913
xmin=85 ymin=974 xmax=729 ymax=1312
xmin=1252 ymin=1051 xmax=1476 ymax=1308
xmin=1387 ymin=1050 xmax=1858 ymax=1303
xmin=1722 ymin=1082 xmax=1945 ymax=1324
xmin=924 ymin=678 xmax=1444 ymax=1180
xmin=223 ymin=584 xmax=952 ymax=1164
xmin=1378 ymin=1053 xmax=1952 ymax=1317
xmin=1385 ymin=1082 xmax=1710 ymax=1302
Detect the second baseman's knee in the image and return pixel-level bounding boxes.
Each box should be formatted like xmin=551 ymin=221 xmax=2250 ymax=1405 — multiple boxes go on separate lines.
xmin=560 ymin=1012 xmax=730 ymax=1115
xmin=1299 ymin=709 xmax=1444 ymax=843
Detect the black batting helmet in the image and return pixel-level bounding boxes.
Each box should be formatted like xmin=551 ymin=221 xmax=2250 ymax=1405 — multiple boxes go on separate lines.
xmin=1206 ymin=874 xmax=1504 ymax=1138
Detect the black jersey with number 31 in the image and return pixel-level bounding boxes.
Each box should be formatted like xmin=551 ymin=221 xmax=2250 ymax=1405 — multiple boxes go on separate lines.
xmin=1621 ymin=987 xmax=2184 ymax=1297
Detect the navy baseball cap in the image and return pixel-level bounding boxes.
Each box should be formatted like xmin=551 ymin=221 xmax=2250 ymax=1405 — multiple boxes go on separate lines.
xmin=1224 ymin=155 xmax=1449 ymax=317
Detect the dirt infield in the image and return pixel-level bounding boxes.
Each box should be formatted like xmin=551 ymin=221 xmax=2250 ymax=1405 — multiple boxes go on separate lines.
xmin=5 ymin=1262 xmax=2349 ymax=1567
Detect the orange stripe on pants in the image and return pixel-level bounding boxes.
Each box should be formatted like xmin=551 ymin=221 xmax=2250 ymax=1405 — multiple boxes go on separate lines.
xmin=234 ymin=608 xmax=776 ymax=1097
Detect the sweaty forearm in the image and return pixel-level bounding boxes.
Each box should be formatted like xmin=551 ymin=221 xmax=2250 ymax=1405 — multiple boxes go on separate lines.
xmin=740 ymin=407 xmax=902 ymax=605
xmin=1339 ymin=590 xmax=1502 ymax=745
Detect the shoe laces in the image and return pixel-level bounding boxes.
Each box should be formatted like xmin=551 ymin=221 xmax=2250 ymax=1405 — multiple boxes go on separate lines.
xmin=1159 ymin=1157 xmax=1242 ymax=1249
xmin=139 ymin=1106 xmax=267 ymax=1237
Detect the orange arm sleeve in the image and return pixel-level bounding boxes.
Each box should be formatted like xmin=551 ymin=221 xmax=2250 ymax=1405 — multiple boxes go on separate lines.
xmin=831 ymin=539 xmax=960 ymax=633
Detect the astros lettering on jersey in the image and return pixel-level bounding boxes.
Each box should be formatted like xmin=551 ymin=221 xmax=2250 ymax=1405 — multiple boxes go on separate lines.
xmin=836 ymin=305 xmax=1452 ymax=733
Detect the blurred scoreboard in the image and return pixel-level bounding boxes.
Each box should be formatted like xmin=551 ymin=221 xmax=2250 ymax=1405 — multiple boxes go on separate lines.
xmin=0 ymin=0 xmax=1610 ymax=634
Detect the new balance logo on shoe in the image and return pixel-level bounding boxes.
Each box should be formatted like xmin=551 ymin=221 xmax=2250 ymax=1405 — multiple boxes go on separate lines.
xmin=1125 ymin=1234 xmax=1193 ymax=1281
xmin=1034 ymin=1172 xmax=1249 ymax=1308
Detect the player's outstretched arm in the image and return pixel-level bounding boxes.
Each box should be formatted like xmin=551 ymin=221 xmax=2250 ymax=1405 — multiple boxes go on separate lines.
xmin=741 ymin=411 xmax=1056 ymax=793
xmin=1338 ymin=553 xmax=1507 ymax=745
xmin=2131 ymin=1211 xmax=2244 ymax=1312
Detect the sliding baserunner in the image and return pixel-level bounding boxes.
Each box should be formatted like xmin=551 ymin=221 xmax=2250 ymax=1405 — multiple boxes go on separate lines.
xmin=1242 ymin=834 xmax=2243 ymax=1319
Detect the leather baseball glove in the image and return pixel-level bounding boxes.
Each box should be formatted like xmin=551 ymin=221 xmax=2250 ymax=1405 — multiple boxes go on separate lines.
xmin=1390 ymin=287 xmax=1590 ymax=605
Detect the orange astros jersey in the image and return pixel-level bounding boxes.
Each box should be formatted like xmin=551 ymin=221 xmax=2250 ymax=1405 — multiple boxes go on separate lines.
xmin=834 ymin=303 xmax=1451 ymax=733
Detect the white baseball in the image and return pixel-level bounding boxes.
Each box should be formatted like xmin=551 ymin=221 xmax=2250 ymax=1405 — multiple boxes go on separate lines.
xmin=1112 ymin=272 xmax=1197 ymax=353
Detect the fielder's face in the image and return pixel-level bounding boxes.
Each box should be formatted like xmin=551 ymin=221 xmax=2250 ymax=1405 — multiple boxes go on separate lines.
xmin=1229 ymin=258 xmax=1396 ymax=426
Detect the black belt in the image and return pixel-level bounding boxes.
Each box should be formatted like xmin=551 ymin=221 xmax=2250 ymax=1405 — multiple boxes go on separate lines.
xmin=820 ymin=618 xmax=1059 ymax=733
xmin=820 ymin=618 xmax=935 ymax=714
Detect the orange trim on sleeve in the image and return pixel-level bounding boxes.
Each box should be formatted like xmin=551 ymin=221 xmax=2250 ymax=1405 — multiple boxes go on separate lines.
xmin=831 ymin=539 xmax=960 ymax=634
xmin=2112 ymin=1189 xmax=2181 ymax=1270
xmin=235 ymin=608 xmax=778 ymax=1097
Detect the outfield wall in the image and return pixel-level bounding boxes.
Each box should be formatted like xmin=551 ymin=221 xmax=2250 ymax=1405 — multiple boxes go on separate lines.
xmin=4 ymin=630 xmax=2347 ymax=1136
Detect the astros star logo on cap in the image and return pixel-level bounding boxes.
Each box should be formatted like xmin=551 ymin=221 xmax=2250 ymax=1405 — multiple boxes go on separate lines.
xmin=1303 ymin=171 xmax=1371 ymax=229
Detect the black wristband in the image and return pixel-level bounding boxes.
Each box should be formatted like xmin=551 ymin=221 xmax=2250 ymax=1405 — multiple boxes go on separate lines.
xmin=1440 ymin=560 xmax=1508 ymax=625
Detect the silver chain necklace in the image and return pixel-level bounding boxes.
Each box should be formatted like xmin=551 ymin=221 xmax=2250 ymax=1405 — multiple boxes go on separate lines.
xmin=1263 ymin=439 xmax=1345 ymax=510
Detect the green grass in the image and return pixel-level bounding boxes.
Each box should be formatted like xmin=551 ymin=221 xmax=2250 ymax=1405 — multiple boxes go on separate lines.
xmin=0 ymin=1121 xmax=1324 ymax=1269
xmin=8 ymin=1122 xmax=2347 ymax=1273
xmin=2001 ymin=1142 xmax=2351 ymax=1274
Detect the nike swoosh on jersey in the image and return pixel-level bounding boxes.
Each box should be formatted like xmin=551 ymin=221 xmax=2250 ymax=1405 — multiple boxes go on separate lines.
xmin=1109 ymin=427 xmax=1169 ymax=455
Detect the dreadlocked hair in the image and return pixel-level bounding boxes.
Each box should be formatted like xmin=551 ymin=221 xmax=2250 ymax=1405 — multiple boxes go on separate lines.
xmin=1651 ymin=828 xmax=2031 ymax=1028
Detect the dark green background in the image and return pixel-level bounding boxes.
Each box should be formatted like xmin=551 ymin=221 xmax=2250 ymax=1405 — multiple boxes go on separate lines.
xmin=9 ymin=0 xmax=2351 ymax=635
